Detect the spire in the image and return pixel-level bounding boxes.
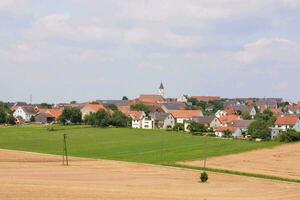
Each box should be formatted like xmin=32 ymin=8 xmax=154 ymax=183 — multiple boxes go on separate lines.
xmin=159 ymin=82 xmax=164 ymax=90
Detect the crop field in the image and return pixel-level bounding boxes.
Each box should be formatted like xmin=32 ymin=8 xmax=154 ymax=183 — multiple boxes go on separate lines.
xmin=0 ymin=125 xmax=280 ymax=164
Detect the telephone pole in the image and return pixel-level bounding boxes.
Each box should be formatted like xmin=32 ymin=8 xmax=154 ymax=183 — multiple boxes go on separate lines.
xmin=62 ymin=134 xmax=69 ymax=166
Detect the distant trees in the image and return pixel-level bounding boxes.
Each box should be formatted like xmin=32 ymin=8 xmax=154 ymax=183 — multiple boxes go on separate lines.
xmin=255 ymin=109 xmax=276 ymax=126
xmin=187 ymin=98 xmax=224 ymax=115
xmin=173 ymin=123 xmax=184 ymax=132
xmin=122 ymin=96 xmax=128 ymax=100
xmin=187 ymin=122 xmax=206 ymax=135
xmin=40 ymin=103 xmax=52 ymax=109
xmin=277 ymin=130 xmax=300 ymax=142
xmin=59 ymin=108 xmax=82 ymax=125
xmin=105 ymin=104 xmax=118 ymax=112
xmin=130 ymin=103 xmax=150 ymax=113
xmin=0 ymin=102 xmax=15 ymax=125
xmin=84 ymin=109 xmax=129 ymax=127
xmin=248 ymin=120 xmax=271 ymax=140
xmin=0 ymin=109 xmax=6 ymax=124
xmin=242 ymin=112 xmax=251 ymax=120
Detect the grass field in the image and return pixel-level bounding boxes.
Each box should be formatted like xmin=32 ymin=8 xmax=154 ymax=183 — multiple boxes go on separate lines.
xmin=0 ymin=125 xmax=280 ymax=164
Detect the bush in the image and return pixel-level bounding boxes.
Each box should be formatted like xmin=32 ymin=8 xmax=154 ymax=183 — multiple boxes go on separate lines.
xmin=59 ymin=108 xmax=82 ymax=125
xmin=188 ymin=122 xmax=207 ymax=133
xmin=277 ymin=130 xmax=300 ymax=142
xmin=173 ymin=123 xmax=184 ymax=132
xmin=200 ymin=171 xmax=208 ymax=183
xmin=248 ymin=120 xmax=271 ymax=140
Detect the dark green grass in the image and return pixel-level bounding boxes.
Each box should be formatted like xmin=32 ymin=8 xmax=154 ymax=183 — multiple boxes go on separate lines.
xmin=0 ymin=125 xmax=280 ymax=164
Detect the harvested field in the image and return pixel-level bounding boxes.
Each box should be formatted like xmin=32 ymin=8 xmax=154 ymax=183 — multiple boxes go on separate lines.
xmin=181 ymin=142 xmax=300 ymax=180
xmin=0 ymin=149 xmax=299 ymax=200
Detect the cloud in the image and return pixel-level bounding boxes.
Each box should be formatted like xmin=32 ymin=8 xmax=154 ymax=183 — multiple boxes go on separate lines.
xmin=230 ymin=38 xmax=300 ymax=66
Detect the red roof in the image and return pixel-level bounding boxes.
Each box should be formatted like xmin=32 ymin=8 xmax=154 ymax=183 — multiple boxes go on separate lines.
xmin=47 ymin=109 xmax=63 ymax=119
xmin=83 ymin=103 xmax=106 ymax=112
xmin=169 ymin=110 xmax=202 ymax=119
xmin=190 ymin=96 xmax=220 ymax=102
xmin=219 ymin=115 xmax=240 ymax=124
xmin=127 ymin=111 xmax=145 ymax=120
xmin=139 ymin=95 xmax=165 ymax=103
xmin=275 ymin=116 xmax=299 ymax=126
xmin=216 ymin=126 xmax=239 ymax=133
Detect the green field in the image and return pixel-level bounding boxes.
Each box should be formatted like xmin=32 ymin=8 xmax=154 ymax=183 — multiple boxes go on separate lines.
xmin=0 ymin=125 xmax=280 ymax=164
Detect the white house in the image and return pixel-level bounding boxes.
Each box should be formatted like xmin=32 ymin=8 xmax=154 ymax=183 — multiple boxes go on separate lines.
xmin=215 ymin=127 xmax=242 ymax=138
xmin=169 ymin=110 xmax=203 ymax=124
xmin=215 ymin=110 xmax=227 ymax=118
xmin=128 ymin=111 xmax=146 ymax=129
xmin=13 ymin=106 xmax=36 ymax=122
xmin=142 ymin=116 xmax=154 ymax=129
xmin=177 ymin=95 xmax=188 ymax=103
xmin=271 ymin=116 xmax=300 ymax=139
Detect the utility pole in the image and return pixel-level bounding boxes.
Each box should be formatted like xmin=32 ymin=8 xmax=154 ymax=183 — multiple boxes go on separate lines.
xmin=62 ymin=134 xmax=69 ymax=166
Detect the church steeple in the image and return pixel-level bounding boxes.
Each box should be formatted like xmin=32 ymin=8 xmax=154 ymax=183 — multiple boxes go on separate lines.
xmin=159 ymin=82 xmax=165 ymax=97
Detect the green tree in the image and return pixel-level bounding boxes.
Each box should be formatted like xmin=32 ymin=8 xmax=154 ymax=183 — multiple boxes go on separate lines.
xmin=173 ymin=123 xmax=184 ymax=132
xmin=6 ymin=114 xmax=16 ymax=125
xmin=223 ymin=129 xmax=233 ymax=138
xmin=108 ymin=111 xmax=129 ymax=127
xmin=130 ymin=103 xmax=150 ymax=113
xmin=59 ymin=108 xmax=82 ymax=125
xmin=85 ymin=109 xmax=110 ymax=127
xmin=188 ymin=122 xmax=206 ymax=134
xmin=122 ymin=96 xmax=129 ymax=100
xmin=248 ymin=120 xmax=271 ymax=140
xmin=242 ymin=112 xmax=251 ymax=120
xmin=39 ymin=103 xmax=52 ymax=109
xmin=255 ymin=109 xmax=276 ymax=126
xmin=277 ymin=129 xmax=300 ymax=142
xmin=0 ymin=109 xmax=7 ymax=124
xmin=106 ymin=104 xmax=118 ymax=111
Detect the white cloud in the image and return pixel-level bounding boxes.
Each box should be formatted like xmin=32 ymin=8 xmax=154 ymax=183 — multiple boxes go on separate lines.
xmin=231 ymin=38 xmax=300 ymax=66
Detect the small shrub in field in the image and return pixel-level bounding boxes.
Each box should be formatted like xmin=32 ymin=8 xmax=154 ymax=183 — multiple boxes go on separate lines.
xmin=200 ymin=171 xmax=208 ymax=183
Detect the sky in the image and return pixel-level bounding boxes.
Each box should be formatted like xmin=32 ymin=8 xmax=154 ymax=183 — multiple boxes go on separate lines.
xmin=0 ymin=0 xmax=300 ymax=103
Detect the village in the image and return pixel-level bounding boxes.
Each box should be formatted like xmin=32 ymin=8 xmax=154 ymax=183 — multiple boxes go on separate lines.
xmin=1 ymin=82 xmax=299 ymax=141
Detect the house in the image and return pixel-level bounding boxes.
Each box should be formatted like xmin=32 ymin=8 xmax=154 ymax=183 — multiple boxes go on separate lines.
xmin=231 ymin=105 xmax=256 ymax=118
xmin=128 ymin=111 xmax=146 ymax=129
xmin=161 ymin=102 xmax=186 ymax=112
xmin=184 ymin=116 xmax=221 ymax=132
xmin=36 ymin=108 xmax=63 ymax=123
xmin=229 ymin=119 xmax=254 ymax=133
xmin=219 ymin=115 xmax=241 ymax=127
xmin=215 ymin=127 xmax=242 ymax=138
xmin=138 ymin=94 xmax=165 ymax=104
xmin=141 ymin=116 xmax=154 ymax=129
xmin=34 ymin=112 xmax=55 ymax=124
xmin=13 ymin=106 xmax=37 ymax=122
xmin=215 ymin=110 xmax=227 ymax=118
xmin=190 ymin=96 xmax=220 ymax=102
xmin=177 ymin=95 xmax=188 ymax=103
xmin=149 ymin=112 xmax=175 ymax=129
xmin=81 ymin=103 xmax=106 ymax=119
xmin=169 ymin=110 xmax=203 ymax=123
xmin=271 ymin=116 xmax=300 ymax=139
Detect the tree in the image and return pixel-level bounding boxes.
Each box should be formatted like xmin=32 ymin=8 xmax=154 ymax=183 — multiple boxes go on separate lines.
xmin=6 ymin=114 xmax=16 ymax=125
xmin=255 ymin=109 xmax=276 ymax=126
xmin=70 ymin=101 xmax=77 ymax=104
xmin=85 ymin=109 xmax=110 ymax=127
xmin=277 ymin=130 xmax=300 ymax=142
xmin=188 ymin=122 xmax=206 ymax=134
xmin=130 ymin=103 xmax=150 ymax=113
xmin=108 ymin=111 xmax=129 ymax=127
xmin=59 ymin=108 xmax=82 ymax=125
xmin=223 ymin=129 xmax=232 ymax=138
xmin=242 ymin=112 xmax=251 ymax=120
xmin=122 ymin=96 xmax=128 ymax=100
xmin=106 ymin=104 xmax=118 ymax=111
xmin=40 ymin=103 xmax=52 ymax=109
xmin=248 ymin=120 xmax=271 ymax=140
xmin=200 ymin=171 xmax=208 ymax=183
xmin=30 ymin=115 xmax=35 ymax=122
xmin=0 ymin=109 xmax=7 ymax=124
xmin=173 ymin=123 xmax=184 ymax=132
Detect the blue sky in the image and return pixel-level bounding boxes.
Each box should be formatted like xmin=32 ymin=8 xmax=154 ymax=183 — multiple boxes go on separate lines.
xmin=0 ymin=0 xmax=300 ymax=103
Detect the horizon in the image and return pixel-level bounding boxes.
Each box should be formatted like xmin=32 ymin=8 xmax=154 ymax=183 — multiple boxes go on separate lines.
xmin=1 ymin=1 xmax=300 ymax=103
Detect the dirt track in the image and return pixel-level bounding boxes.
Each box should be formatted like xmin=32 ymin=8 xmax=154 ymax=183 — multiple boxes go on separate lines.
xmin=181 ymin=142 xmax=300 ymax=180
xmin=0 ymin=149 xmax=299 ymax=200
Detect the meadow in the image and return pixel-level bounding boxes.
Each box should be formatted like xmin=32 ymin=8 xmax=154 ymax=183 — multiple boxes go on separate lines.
xmin=0 ymin=125 xmax=280 ymax=164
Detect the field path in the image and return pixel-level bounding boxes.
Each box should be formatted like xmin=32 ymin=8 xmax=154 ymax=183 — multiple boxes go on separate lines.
xmin=0 ymin=149 xmax=299 ymax=200
xmin=180 ymin=142 xmax=300 ymax=180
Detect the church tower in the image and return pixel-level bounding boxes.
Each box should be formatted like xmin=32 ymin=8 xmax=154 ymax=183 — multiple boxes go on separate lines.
xmin=159 ymin=82 xmax=165 ymax=97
